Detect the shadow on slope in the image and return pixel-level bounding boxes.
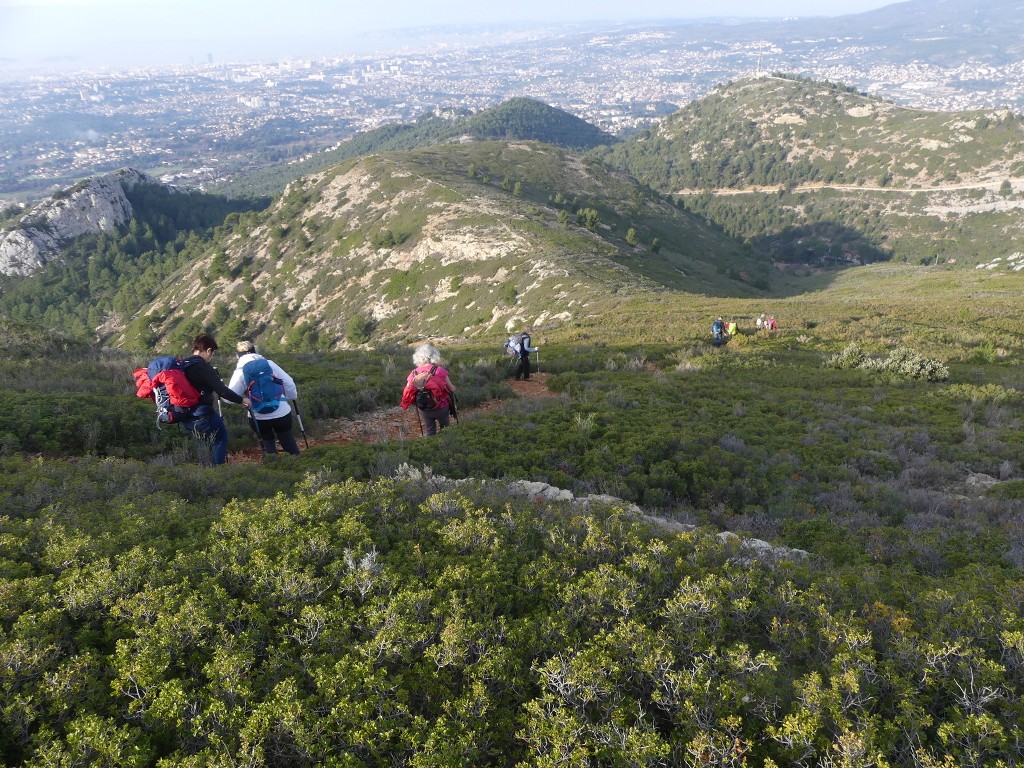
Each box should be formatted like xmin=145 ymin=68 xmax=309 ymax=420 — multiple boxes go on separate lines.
xmin=746 ymin=220 xmax=891 ymax=297
xmin=751 ymin=221 xmax=890 ymax=267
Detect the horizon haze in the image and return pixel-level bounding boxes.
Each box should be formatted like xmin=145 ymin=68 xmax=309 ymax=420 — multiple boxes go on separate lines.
xmin=1 ymin=0 xmax=899 ymax=72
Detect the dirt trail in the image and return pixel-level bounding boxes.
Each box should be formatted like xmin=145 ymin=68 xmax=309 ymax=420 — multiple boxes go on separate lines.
xmin=229 ymin=374 xmax=554 ymax=463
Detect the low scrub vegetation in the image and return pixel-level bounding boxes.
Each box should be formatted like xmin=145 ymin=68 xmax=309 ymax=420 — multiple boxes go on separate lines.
xmin=825 ymin=343 xmax=950 ymax=380
xmin=1 ymin=310 xmax=1023 ymax=766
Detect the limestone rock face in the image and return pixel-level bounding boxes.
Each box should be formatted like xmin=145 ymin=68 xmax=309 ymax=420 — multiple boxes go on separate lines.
xmin=0 ymin=168 xmax=151 ymax=276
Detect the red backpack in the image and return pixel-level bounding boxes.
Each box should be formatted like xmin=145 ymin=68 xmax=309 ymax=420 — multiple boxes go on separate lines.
xmin=134 ymin=356 xmax=202 ymax=425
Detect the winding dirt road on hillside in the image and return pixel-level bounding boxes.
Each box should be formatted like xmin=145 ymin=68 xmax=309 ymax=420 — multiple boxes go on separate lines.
xmin=674 ymin=181 xmax=1024 ymax=215
xmin=229 ymin=374 xmax=555 ymax=463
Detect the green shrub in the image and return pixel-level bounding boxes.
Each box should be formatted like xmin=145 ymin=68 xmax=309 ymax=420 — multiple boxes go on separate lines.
xmin=345 ymin=315 xmax=373 ymax=345
xmin=825 ymin=343 xmax=948 ymax=381
xmin=825 ymin=342 xmax=867 ymax=369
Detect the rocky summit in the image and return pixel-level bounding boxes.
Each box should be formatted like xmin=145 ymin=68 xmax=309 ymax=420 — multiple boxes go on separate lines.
xmin=0 ymin=168 xmax=153 ymax=276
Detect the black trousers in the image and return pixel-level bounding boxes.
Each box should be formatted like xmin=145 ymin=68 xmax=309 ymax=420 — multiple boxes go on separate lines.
xmin=515 ymin=353 xmax=530 ymax=380
xmin=253 ymin=412 xmax=300 ymax=455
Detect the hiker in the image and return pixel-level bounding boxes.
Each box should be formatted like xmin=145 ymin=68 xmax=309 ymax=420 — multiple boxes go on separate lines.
xmin=512 ymin=327 xmax=537 ymax=381
xmin=228 ymin=341 xmax=300 ymax=456
xmin=756 ymin=313 xmax=767 ymax=331
xmin=727 ymin=318 xmax=738 ymax=336
xmin=711 ymin=316 xmax=726 ymax=346
xmin=765 ymin=315 xmax=778 ymax=332
xmin=400 ymin=343 xmax=456 ymax=436
xmin=180 ymin=334 xmax=250 ymax=465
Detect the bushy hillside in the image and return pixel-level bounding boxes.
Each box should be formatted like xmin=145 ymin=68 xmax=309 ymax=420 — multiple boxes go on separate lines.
xmin=5 ymin=64 xmax=1024 ymax=768
xmin=603 ymin=75 xmax=1024 ymax=190
xmin=3 ymin=319 xmax=1024 ymax=766
xmin=119 ymin=141 xmax=768 ymax=352
xmin=597 ymin=75 xmax=1024 ymax=267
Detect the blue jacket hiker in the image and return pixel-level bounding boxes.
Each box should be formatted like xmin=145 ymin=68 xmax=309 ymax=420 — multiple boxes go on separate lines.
xmin=180 ymin=334 xmax=250 ymax=465
xmin=712 ymin=317 xmax=726 ymax=346
xmin=228 ymin=340 xmax=301 ymax=456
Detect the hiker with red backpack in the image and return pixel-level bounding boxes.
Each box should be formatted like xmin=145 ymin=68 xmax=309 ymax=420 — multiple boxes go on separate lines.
xmin=228 ymin=340 xmax=301 ymax=456
xmin=177 ymin=334 xmax=250 ymax=465
xmin=135 ymin=334 xmax=249 ymax=464
xmin=400 ymin=343 xmax=456 ymax=436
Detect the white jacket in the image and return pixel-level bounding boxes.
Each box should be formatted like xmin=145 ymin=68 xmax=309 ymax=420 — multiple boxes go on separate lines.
xmin=228 ymin=353 xmax=298 ymax=420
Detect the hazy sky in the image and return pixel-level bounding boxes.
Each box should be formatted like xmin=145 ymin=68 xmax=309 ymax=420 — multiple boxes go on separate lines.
xmin=0 ymin=0 xmax=900 ymax=71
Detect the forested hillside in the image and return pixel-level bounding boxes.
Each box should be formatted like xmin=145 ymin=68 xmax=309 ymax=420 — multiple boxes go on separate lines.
xmin=599 ymin=75 xmax=1024 ymax=191
xmin=597 ymin=75 xmax=1024 ymax=266
xmin=0 ymin=184 xmax=266 ymax=339
xmin=215 ymin=97 xmax=616 ymax=199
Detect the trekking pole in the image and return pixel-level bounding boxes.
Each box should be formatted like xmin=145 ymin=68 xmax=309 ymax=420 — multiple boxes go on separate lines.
xmin=536 ymin=348 xmax=541 ymax=374
xmin=247 ymin=410 xmax=261 ymax=445
xmin=292 ymin=399 xmax=310 ymax=449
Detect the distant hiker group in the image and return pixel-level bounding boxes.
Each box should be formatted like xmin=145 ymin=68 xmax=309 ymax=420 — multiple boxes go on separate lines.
xmin=712 ymin=314 xmax=777 ymax=345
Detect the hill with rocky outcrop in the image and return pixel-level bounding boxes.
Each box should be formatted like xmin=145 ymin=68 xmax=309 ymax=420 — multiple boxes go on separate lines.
xmin=116 ymin=141 xmax=766 ymax=350
xmin=10 ymin=76 xmax=1024 ymax=351
xmin=0 ymin=168 xmax=151 ymax=275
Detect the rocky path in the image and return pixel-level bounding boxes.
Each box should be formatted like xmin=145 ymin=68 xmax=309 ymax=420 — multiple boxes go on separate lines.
xmin=229 ymin=374 xmax=554 ymax=462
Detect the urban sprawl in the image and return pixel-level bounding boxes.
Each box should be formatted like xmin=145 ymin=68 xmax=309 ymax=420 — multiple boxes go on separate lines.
xmin=2 ymin=26 xmax=1022 ymax=199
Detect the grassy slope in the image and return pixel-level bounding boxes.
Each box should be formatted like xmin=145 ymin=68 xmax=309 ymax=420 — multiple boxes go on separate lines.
xmin=554 ymin=264 xmax=1023 ymax=364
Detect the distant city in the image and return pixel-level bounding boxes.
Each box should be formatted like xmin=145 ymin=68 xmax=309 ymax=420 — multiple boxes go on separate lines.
xmin=2 ymin=20 xmax=1022 ymax=201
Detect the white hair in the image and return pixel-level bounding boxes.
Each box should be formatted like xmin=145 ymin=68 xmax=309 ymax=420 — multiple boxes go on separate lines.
xmin=412 ymin=343 xmax=443 ymax=367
